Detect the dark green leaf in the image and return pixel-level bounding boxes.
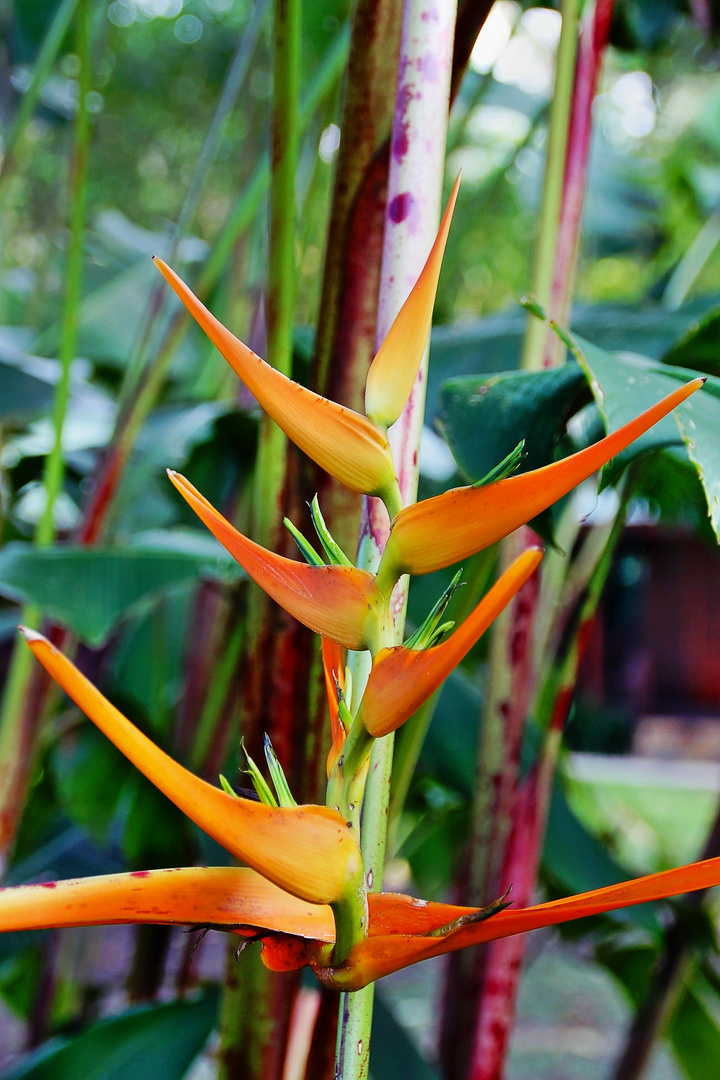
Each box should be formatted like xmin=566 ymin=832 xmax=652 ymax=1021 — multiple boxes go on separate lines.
xmin=0 ymin=361 xmax=54 ymax=423
xmin=667 ymin=973 xmax=720 ymax=1080
xmin=0 ymin=541 xmax=242 ymax=647
xmin=662 ymin=305 xmax=720 ymax=376
xmin=0 ymin=990 xmax=219 ymax=1080
xmin=370 ymin=992 xmax=440 ymax=1080
xmin=572 ymin=337 xmax=720 ymax=540
xmin=438 ymin=362 xmax=588 ymax=482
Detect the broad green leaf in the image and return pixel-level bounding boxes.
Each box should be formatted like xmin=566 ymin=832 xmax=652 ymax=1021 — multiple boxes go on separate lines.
xmin=662 ymin=305 xmax=720 ymax=376
xmin=425 ymin=299 xmax=716 ymax=420
xmin=0 ymin=361 xmax=54 ymax=422
xmin=543 ymin=781 xmax=658 ymax=932
xmin=0 ymin=541 xmax=242 ymax=647
xmin=370 ymin=992 xmax=441 ymax=1080
xmin=1 ymin=991 xmax=219 ymax=1080
xmin=572 ymin=338 xmax=720 ymax=539
xmin=667 ymin=972 xmax=720 ymax=1080
xmin=438 ymin=362 xmax=588 ymax=482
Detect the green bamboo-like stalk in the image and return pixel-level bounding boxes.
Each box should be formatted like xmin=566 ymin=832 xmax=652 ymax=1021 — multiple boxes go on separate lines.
xmin=520 ymin=0 xmax=580 ymax=372
xmin=81 ymin=28 xmax=348 ymax=544
xmin=0 ymin=0 xmax=92 ymax=871
xmin=0 ymin=0 xmax=80 ymax=199
xmin=118 ymin=0 xmax=270 ymax=407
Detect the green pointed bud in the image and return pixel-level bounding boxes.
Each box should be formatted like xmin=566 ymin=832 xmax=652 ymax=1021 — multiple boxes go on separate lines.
xmin=310 ymin=495 xmax=353 ymax=567
xmin=263 ymin=734 xmax=297 ymax=808
xmin=283 ymin=517 xmax=324 ymax=566
xmin=219 ymin=774 xmax=240 ymax=799
xmin=404 ymin=570 xmax=464 ymax=651
xmin=519 ymin=293 xmax=548 ymax=321
xmin=241 ymin=739 xmax=277 ymax=806
xmin=473 ymin=441 xmax=526 ymax=488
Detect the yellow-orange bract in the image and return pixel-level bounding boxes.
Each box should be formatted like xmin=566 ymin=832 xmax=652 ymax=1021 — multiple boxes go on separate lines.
xmin=154 ymin=259 xmax=400 ymax=512
xmin=362 ymin=547 xmax=542 ymax=737
xmin=167 ymin=471 xmax=390 ymax=653
xmin=19 ymin=629 xmax=364 ymax=910
xmin=364 ymin=173 xmax=461 ymax=428
xmin=377 ymin=378 xmax=704 ymax=583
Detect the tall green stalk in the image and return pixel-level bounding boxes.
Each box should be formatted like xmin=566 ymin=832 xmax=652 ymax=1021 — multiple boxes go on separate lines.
xmin=521 ymin=0 xmax=580 ymax=373
xmin=0 ymin=0 xmax=92 ymax=870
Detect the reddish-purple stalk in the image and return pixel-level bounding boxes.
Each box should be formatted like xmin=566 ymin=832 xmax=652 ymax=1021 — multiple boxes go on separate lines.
xmin=545 ymin=0 xmax=615 ymax=364
xmin=443 ymin=3 xmax=616 ymax=1077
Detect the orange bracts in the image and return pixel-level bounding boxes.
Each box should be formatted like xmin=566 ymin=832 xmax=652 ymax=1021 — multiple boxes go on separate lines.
xmin=154 ymin=259 xmax=401 ymax=515
xmin=0 ymin=867 xmax=335 ymax=941
xmin=167 ymin=471 xmax=390 ymax=653
xmin=377 ymin=377 xmax=704 ymax=583
xmin=5 ymin=846 xmax=720 ymax=995
xmin=364 ymin=174 xmax=460 ymax=428
xmin=19 ymin=629 xmax=364 ymax=915
xmin=361 ymin=548 xmax=543 ymax=737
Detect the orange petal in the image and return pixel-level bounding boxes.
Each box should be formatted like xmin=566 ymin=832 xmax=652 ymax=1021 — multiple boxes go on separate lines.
xmin=0 ymin=867 xmax=334 ymax=941
xmin=364 ymin=174 xmax=461 ymax=428
xmin=322 ymin=637 xmax=346 ymax=777
xmin=316 ymin=853 xmax=720 ymax=989
xmin=362 ymin=547 xmax=542 ymax=736
xmin=378 ymin=378 xmax=704 ymax=581
xmin=154 ymin=258 xmax=400 ymax=510
xmin=20 ymin=630 xmax=364 ymax=909
xmin=167 ymin=471 xmax=387 ymax=652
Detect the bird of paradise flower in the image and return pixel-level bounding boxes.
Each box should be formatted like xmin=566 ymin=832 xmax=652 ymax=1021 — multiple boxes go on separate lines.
xmin=1 ymin=177 xmax=715 ymax=993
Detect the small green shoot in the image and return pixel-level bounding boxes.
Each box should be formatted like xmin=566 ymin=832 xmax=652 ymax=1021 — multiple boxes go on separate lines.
xmin=241 ymin=738 xmax=277 ymax=806
xmin=283 ymin=517 xmax=324 ymax=565
xmin=404 ymin=570 xmax=463 ymax=651
xmin=264 ymin=734 xmax=297 ymax=807
xmin=473 ymin=441 xmax=526 ymax=488
xmin=310 ymin=495 xmax=353 ymax=566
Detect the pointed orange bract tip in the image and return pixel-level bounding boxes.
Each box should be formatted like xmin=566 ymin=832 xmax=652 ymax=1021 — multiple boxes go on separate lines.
xmin=378 ymin=378 xmax=704 ymax=581
xmin=313 ymin=851 xmax=720 ymax=989
xmin=167 ymin=471 xmax=386 ymax=652
xmin=362 ymin=548 xmax=542 ymax=736
xmin=365 ymin=174 xmax=461 ymax=429
xmin=154 ymin=258 xmax=399 ymax=505
xmin=20 ymin=631 xmax=364 ymax=908
xmin=0 ymin=867 xmax=335 ymax=940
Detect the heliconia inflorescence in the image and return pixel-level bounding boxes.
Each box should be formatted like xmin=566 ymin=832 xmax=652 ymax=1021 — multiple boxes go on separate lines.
xmin=6 ymin=180 xmax=716 ymax=991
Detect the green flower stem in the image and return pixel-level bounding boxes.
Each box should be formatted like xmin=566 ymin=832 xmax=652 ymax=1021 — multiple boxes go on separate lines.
xmin=0 ymin=0 xmax=92 ymax=870
xmin=520 ymin=0 xmax=580 ymax=373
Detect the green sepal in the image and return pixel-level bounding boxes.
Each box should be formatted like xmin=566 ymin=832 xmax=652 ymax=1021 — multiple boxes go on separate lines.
xmin=241 ymin=739 xmax=277 ymax=806
xmin=219 ymin=774 xmax=239 ymax=799
xmin=332 ymin=675 xmax=353 ymax=735
xmin=472 ymin=440 xmax=526 ymax=488
xmin=263 ymin=734 xmax=297 ymax=807
xmin=310 ymin=495 xmax=353 ymax=566
xmin=283 ymin=517 xmax=324 ymax=566
xmin=404 ymin=569 xmax=463 ymax=651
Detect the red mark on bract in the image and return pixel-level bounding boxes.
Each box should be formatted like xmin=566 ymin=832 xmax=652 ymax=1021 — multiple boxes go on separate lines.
xmin=510 ymin=629 xmax=526 ymax=665
xmin=40 ymin=881 xmax=57 ymax=888
xmin=130 ymin=870 xmax=150 ymax=878
xmin=389 ymin=192 xmax=413 ymax=224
